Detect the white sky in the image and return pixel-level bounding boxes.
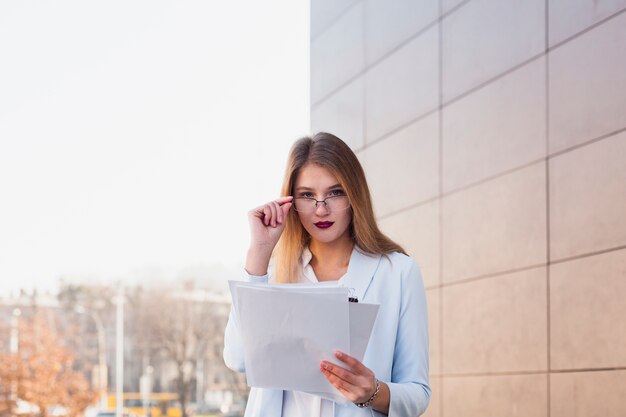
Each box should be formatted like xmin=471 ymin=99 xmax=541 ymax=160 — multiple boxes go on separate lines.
xmin=0 ymin=1 xmax=310 ymax=295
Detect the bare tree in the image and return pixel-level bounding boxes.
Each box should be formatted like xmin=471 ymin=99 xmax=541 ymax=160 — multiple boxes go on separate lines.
xmin=131 ymin=282 xmax=221 ymax=417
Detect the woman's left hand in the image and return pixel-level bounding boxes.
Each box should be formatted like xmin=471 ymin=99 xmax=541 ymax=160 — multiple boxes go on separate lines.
xmin=320 ymin=351 xmax=377 ymax=404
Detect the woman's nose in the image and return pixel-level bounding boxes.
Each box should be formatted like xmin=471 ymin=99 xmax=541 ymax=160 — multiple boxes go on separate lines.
xmin=315 ymin=201 xmax=330 ymax=215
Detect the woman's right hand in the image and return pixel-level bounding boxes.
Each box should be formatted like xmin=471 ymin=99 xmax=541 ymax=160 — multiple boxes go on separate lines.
xmin=245 ymin=196 xmax=293 ymax=275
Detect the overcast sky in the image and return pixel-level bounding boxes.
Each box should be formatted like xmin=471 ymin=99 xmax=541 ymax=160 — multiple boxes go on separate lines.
xmin=0 ymin=1 xmax=310 ymax=296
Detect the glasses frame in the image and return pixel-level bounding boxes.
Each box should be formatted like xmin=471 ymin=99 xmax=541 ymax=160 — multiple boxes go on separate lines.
xmin=292 ymin=195 xmax=350 ymax=213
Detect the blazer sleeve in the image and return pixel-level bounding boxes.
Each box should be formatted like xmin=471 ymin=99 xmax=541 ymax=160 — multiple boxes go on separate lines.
xmin=387 ymin=257 xmax=431 ymax=417
xmin=222 ymin=272 xmax=269 ymax=373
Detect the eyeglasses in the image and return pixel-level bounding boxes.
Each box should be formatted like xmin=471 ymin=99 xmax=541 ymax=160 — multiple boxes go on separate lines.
xmin=293 ymin=196 xmax=350 ymax=213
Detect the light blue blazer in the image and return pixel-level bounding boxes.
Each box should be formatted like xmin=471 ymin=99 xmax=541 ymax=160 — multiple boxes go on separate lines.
xmin=223 ymin=248 xmax=431 ymax=417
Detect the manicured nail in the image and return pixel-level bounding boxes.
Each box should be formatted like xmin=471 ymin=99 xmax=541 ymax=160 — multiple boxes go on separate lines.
xmin=335 ymin=351 xmax=343 ymax=358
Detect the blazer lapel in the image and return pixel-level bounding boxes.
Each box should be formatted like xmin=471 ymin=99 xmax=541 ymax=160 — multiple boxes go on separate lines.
xmin=343 ymin=247 xmax=382 ymax=302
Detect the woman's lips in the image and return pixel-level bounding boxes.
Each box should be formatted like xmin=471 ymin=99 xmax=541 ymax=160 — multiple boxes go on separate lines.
xmin=314 ymin=221 xmax=334 ymax=229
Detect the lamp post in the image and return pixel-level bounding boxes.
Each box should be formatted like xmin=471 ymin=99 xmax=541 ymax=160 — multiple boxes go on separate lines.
xmin=75 ymin=305 xmax=108 ymax=409
xmin=10 ymin=308 xmax=21 ymax=407
xmin=114 ymin=284 xmax=125 ymax=417
xmin=140 ymin=365 xmax=153 ymax=417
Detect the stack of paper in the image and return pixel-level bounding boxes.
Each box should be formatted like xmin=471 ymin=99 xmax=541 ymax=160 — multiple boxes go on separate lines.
xmin=229 ymin=281 xmax=379 ymax=402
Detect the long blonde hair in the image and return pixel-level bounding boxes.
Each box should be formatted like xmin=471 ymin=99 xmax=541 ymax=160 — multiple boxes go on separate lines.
xmin=273 ymin=132 xmax=406 ymax=283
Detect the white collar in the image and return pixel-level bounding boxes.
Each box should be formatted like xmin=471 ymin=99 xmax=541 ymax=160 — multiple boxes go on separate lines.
xmin=300 ymin=245 xmax=382 ymax=300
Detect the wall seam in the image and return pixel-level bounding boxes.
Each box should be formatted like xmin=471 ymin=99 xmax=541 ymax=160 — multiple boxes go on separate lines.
xmin=364 ymin=108 xmax=440 ymax=150
xmin=376 ymin=196 xmax=441 ymax=221
xmin=550 ymin=244 xmax=626 ymax=265
xmin=310 ymin=0 xmax=362 ymax=42
xmin=437 ymin=0 xmax=445 ymax=415
xmin=361 ymin=0 xmax=367 ymax=150
xmin=432 ymin=367 xmax=626 ymax=378
xmin=436 ymin=370 xmax=548 ymax=378
xmin=550 ymin=367 xmax=626 ymax=374
xmin=439 ymin=263 xmax=547 ymax=288
xmin=441 ymin=52 xmax=545 ymax=107
xmin=545 ymin=0 xmax=551 ymax=414
xmin=549 ymin=127 xmax=626 ymax=158
xmin=547 ymin=6 xmax=626 ymax=51
xmin=422 ymin=243 xmax=626 ymax=291
xmin=441 ymin=157 xmax=545 ymax=198
xmin=441 ymin=0 xmax=473 ymax=18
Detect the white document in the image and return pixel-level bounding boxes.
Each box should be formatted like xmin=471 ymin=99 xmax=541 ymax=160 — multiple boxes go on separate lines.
xmin=304 ymin=301 xmax=379 ymax=402
xmin=229 ymin=281 xmax=379 ymax=402
xmin=349 ymin=302 xmax=379 ymax=361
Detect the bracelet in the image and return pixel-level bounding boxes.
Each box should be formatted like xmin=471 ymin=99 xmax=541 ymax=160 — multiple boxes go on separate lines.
xmin=354 ymin=379 xmax=381 ymax=408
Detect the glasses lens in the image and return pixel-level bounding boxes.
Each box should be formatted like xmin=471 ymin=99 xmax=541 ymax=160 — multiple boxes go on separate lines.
xmin=294 ymin=197 xmax=316 ymax=212
xmin=326 ymin=196 xmax=349 ymax=211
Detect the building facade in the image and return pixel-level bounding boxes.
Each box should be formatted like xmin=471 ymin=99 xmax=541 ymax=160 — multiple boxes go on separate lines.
xmin=310 ymin=1 xmax=626 ymax=416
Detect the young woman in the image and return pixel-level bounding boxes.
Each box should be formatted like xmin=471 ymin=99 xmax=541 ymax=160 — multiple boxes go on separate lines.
xmin=224 ymin=132 xmax=430 ymax=417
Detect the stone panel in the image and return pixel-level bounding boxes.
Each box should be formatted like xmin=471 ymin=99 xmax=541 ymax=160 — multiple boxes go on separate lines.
xmin=443 ymin=374 xmax=548 ymax=417
xmin=377 ymin=200 xmax=440 ymax=289
xmin=311 ymin=77 xmax=364 ymax=151
xmin=360 ymin=113 xmax=439 ymax=217
xmin=364 ymin=0 xmax=439 ymax=65
xmin=442 ymin=162 xmax=547 ymax=283
xmin=442 ymin=58 xmax=546 ymax=192
xmin=443 ymin=267 xmax=548 ymax=374
xmin=550 ymin=248 xmax=626 ymax=370
xmin=548 ymin=12 xmax=626 ymax=153
xmin=311 ymin=3 xmax=364 ymax=104
xmin=551 ymin=370 xmax=626 ymax=417
xmin=549 ymin=131 xmax=626 ymax=260
xmin=442 ymin=0 xmax=544 ymax=101
xmin=365 ymin=26 xmax=439 ymax=143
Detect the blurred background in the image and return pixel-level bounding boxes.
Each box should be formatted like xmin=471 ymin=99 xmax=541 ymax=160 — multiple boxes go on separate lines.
xmin=0 ymin=1 xmax=307 ymax=416
xmin=2 ymin=1 xmax=626 ymax=417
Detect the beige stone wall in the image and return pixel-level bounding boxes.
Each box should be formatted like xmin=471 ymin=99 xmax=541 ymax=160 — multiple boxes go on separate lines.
xmin=310 ymin=1 xmax=626 ymax=416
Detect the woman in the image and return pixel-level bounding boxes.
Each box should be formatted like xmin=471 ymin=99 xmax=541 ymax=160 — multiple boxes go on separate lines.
xmin=224 ymin=132 xmax=430 ymax=417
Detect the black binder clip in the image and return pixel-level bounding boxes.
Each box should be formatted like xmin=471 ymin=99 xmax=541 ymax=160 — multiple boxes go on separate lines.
xmin=348 ymin=288 xmax=358 ymax=303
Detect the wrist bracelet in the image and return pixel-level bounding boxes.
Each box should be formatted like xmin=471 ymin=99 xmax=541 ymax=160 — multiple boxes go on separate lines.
xmin=355 ymin=379 xmax=381 ymax=408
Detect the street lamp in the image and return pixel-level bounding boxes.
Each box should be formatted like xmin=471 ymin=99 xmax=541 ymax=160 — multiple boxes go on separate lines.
xmin=114 ymin=284 xmax=125 ymax=417
xmin=10 ymin=308 xmax=21 ymax=406
xmin=140 ymin=365 xmax=153 ymax=417
xmin=75 ymin=305 xmax=108 ymax=409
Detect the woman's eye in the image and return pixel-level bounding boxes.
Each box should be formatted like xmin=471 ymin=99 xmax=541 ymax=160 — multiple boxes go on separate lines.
xmin=329 ymin=189 xmax=346 ymax=196
xmin=299 ymin=192 xmax=314 ymax=198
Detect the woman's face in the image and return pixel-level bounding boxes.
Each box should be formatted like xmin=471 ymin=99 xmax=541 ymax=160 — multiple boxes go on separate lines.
xmin=293 ymin=163 xmax=352 ymax=246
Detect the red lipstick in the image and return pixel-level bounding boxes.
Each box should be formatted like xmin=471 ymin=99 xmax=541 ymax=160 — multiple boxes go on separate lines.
xmin=314 ymin=221 xmax=334 ymax=229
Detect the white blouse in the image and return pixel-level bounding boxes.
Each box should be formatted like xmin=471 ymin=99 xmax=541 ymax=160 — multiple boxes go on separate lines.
xmin=282 ymin=247 xmax=346 ymax=417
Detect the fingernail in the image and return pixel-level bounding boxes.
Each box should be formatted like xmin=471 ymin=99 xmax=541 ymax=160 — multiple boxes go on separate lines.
xmin=335 ymin=351 xmax=343 ymax=358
